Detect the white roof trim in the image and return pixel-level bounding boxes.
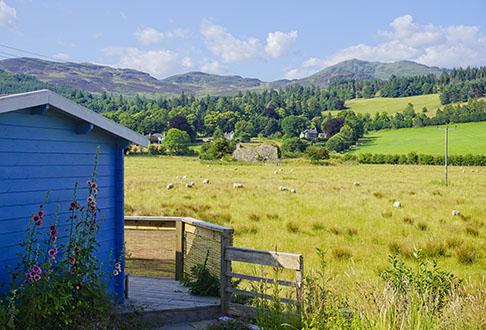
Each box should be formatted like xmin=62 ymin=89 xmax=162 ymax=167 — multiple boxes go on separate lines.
xmin=0 ymin=89 xmax=149 ymax=146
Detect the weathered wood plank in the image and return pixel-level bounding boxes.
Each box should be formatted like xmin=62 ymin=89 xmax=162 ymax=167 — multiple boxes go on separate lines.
xmin=226 ymin=287 xmax=295 ymax=305
xmin=226 ymin=271 xmax=296 ymax=287
xmin=175 ymin=221 xmax=184 ymax=281
xmin=220 ymin=230 xmax=233 ymax=314
xmin=225 ymin=246 xmax=303 ymax=270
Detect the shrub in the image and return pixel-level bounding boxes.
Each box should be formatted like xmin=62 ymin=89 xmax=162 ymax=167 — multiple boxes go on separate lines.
xmin=163 ymin=128 xmax=191 ymax=155
xmin=281 ymin=138 xmax=309 ymax=158
xmin=182 ymin=252 xmax=220 ymax=297
xmin=147 ymin=143 xmax=166 ymax=155
xmin=305 ymin=145 xmax=330 ymax=162
xmin=199 ymin=137 xmax=236 ymax=160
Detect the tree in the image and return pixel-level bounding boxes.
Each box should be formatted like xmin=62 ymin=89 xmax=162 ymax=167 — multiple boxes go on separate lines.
xmin=280 ymin=116 xmax=309 ymax=137
xmin=163 ymin=128 xmax=191 ymax=155
xmin=305 ymin=145 xmax=330 ymax=162
xmin=322 ymin=117 xmax=345 ymax=138
xmin=281 ymin=137 xmax=309 ymax=157
xmin=234 ymin=120 xmax=254 ymax=142
xmin=169 ymin=115 xmax=195 ymax=141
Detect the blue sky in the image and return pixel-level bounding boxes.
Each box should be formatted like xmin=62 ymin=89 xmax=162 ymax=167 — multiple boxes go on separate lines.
xmin=1 ymin=0 xmax=486 ymax=81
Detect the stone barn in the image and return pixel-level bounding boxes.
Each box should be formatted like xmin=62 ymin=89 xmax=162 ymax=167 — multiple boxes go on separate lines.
xmin=232 ymin=143 xmax=280 ymax=162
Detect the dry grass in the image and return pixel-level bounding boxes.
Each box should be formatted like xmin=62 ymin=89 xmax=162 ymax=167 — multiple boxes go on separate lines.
xmin=125 ymin=156 xmax=485 ymax=290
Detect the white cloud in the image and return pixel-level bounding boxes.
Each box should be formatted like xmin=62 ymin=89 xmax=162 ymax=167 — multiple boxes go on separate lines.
xmin=200 ymin=20 xmax=262 ymax=63
xmin=102 ymin=47 xmax=192 ymax=78
xmin=265 ymin=31 xmax=298 ymax=58
xmin=201 ymin=60 xmax=222 ymax=74
xmin=290 ymin=14 xmax=486 ymax=76
xmin=284 ymin=68 xmax=313 ymax=80
xmin=53 ymin=53 xmax=70 ymax=61
xmin=0 ymin=1 xmax=16 ymax=27
xmin=134 ymin=27 xmax=191 ymax=45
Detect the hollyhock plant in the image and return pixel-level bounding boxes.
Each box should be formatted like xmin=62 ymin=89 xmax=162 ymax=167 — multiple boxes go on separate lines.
xmin=7 ymin=154 xmax=116 ymax=328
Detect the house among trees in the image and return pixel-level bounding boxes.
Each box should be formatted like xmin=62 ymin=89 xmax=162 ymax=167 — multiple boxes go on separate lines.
xmin=145 ymin=132 xmax=165 ymax=144
xmin=0 ymin=90 xmax=148 ymax=301
xmin=224 ymin=131 xmax=234 ymax=140
xmin=300 ymin=128 xmax=318 ymax=140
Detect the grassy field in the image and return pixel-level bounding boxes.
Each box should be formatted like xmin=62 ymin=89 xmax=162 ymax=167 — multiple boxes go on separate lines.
xmin=125 ymin=156 xmax=485 ymax=291
xmin=354 ymin=121 xmax=486 ymax=155
xmin=331 ymin=94 xmax=442 ymax=116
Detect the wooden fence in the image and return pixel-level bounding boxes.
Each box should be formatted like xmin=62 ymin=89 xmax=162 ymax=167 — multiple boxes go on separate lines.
xmin=223 ymin=246 xmax=304 ymax=317
xmin=124 ymin=216 xmax=303 ymax=317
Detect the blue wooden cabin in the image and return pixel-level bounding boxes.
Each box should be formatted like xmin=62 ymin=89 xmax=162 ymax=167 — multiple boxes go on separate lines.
xmin=0 ymin=90 xmax=148 ymax=301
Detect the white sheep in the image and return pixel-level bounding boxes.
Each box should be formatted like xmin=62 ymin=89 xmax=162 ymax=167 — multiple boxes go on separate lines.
xmin=202 ymin=179 xmax=210 ymax=185
xmin=166 ymin=183 xmax=174 ymax=190
xmin=290 ymin=188 xmax=296 ymax=194
xmin=274 ymin=170 xmax=278 ymax=174
xmin=278 ymin=186 xmax=288 ymax=191
xmin=182 ymin=175 xmax=187 ymax=180
xmin=393 ymin=201 xmax=401 ymax=208
xmin=452 ymin=210 xmax=461 ymax=216
xmin=353 ymin=181 xmax=360 ymax=186
xmin=233 ymin=183 xmax=244 ymax=189
xmin=278 ymin=168 xmax=283 ymax=172
xmin=185 ymin=182 xmax=195 ymax=188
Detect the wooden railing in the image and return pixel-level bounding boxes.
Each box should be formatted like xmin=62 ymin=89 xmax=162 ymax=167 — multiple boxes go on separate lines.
xmin=223 ymin=246 xmax=304 ymax=317
xmin=124 ymin=216 xmax=233 ymax=282
xmin=124 ymin=216 xmax=303 ymax=317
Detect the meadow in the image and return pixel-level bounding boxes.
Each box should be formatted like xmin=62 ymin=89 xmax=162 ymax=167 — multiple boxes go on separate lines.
xmin=334 ymin=94 xmax=442 ymax=115
xmin=354 ymin=121 xmax=486 ymax=155
xmin=125 ymin=156 xmax=485 ymax=292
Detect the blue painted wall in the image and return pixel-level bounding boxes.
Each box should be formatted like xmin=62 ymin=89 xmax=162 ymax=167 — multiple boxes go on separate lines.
xmin=0 ymin=107 xmax=126 ymax=301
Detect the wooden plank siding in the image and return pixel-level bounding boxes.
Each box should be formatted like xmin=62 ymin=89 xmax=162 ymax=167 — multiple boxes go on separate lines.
xmin=0 ymin=108 xmax=126 ymax=301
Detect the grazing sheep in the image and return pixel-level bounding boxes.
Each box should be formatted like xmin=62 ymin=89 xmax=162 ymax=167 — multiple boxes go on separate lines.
xmin=278 ymin=186 xmax=288 ymax=191
xmin=166 ymin=183 xmax=174 ymax=190
xmin=452 ymin=210 xmax=461 ymax=216
xmin=202 ymin=179 xmax=210 ymax=185
xmin=176 ymin=176 xmax=180 ymax=179
xmin=274 ymin=170 xmax=278 ymax=174
xmin=185 ymin=182 xmax=195 ymax=188
xmin=290 ymin=188 xmax=296 ymax=193
xmin=182 ymin=175 xmax=187 ymax=180
xmin=393 ymin=201 xmax=401 ymax=208
xmin=233 ymin=183 xmax=244 ymax=189
xmin=353 ymin=181 xmax=360 ymax=186
xmin=278 ymin=168 xmax=283 ymax=172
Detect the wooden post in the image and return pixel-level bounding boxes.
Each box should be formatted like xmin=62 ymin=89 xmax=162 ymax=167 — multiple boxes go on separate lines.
xmin=175 ymin=220 xmax=185 ymax=281
xmin=220 ymin=229 xmax=234 ymax=314
xmin=295 ymin=255 xmax=304 ymax=319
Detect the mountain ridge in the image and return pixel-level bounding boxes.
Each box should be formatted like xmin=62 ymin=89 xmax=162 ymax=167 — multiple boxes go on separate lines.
xmin=0 ymin=57 xmax=447 ymax=96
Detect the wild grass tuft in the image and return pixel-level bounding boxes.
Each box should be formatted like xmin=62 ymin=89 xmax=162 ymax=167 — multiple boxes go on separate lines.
xmin=455 ymin=244 xmax=478 ymax=264
xmin=417 ymin=222 xmax=428 ymax=231
xmin=286 ymin=221 xmax=300 ymax=233
xmin=332 ymin=247 xmax=352 ymax=260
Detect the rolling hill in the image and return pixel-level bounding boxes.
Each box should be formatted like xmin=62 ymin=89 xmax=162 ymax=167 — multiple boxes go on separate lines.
xmin=296 ymin=59 xmax=445 ymax=87
xmin=333 ymin=94 xmax=443 ymax=116
xmin=354 ymin=121 xmax=486 ymax=155
xmin=0 ymin=57 xmax=446 ymax=96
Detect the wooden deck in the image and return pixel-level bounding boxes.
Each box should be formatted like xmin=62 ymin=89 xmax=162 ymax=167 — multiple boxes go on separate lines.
xmin=125 ymin=276 xmax=220 ymax=311
xmin=120 ymin=276 xmax=221 ymax=326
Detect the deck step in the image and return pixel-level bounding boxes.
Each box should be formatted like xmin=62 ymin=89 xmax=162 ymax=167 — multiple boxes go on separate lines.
xmin=123 ymin=305 xmax=221 ymax=327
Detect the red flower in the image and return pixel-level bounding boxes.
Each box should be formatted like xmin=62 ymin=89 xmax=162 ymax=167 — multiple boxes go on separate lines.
xmin=32 ymin=214 xmax=39 ymax=222
xmin=35 ymin=219 xmax=43 ymax=226
xmin=69 ymin=201 xmax=79 ymax=211
xmin=32 ymin=265 xmax=42 ymax=274
xmin=38 ymin=210 xmax=44 ymax=218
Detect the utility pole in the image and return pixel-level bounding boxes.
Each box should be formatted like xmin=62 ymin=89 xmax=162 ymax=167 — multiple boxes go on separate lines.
xmin=438 ymin=125 xmax=455 ymax=186
xmin=444 ymin=126 xmax=449 ymax=186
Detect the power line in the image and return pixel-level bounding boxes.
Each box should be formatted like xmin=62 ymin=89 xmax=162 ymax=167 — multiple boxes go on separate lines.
xmin=0 ymin=43 xmax=66 ymax=62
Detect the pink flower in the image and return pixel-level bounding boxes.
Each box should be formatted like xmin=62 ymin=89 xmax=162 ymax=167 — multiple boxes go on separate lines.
xmin=33 ymin=273 xmax=41 ymax=281
xmin=87 ymin=195 xmax=95 ymax=204
xmin=32 ymin=214 xmax=39 ymax=222
xmin=86 ymin=180 xmax=92 ymax=187
xmin=35 ymin=219 xmax=43 ymax=226
xmin=69 ymin=256 xmax=77 ymax=265
xmin=48 ymin=248 xmax=58 ymax=258
xmin=38 ymin=210 xmax=44 ymax=218
xmin=32 ymin=265 xmax=42 ymax=274
xmin=25 ymin=272 xmax=33 ymax=283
